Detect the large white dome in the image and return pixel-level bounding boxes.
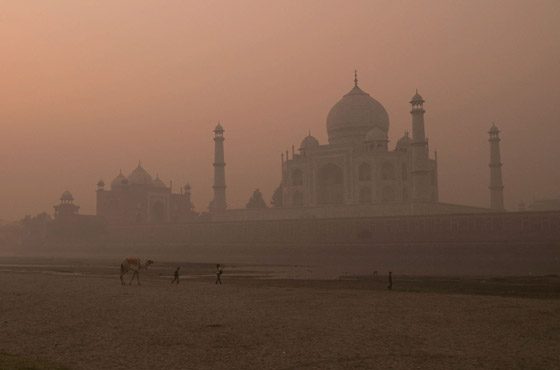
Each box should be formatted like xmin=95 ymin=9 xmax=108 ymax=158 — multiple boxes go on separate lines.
xmin=326 ymin=84 xmax=389 ymax=145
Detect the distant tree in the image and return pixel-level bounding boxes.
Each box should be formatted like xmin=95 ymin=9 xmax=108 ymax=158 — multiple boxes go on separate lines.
xmin=246 ymin=189 xmax=268 ymax=209
xmin=21 ymin=212 xmax=52 ymax=234
xmin=20 ymin=212 xmax=52 ymax=245
xmin=0 ymin=220 xmax=23 ymax=248
xmin=270 ymin=184 xmax=283 ymax=208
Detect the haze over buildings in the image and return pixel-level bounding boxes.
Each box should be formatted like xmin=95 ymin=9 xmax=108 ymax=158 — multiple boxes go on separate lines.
xmin=1 ymin=1 xmax=560 ymax=220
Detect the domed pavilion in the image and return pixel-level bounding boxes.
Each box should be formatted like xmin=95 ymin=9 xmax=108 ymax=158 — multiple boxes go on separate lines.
xmin=96 ymin=162 xmax=196 ymax=224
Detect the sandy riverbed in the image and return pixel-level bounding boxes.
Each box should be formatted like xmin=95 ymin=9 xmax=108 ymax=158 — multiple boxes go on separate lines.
xmin=1 ymin=257 xmax=559 ymax=370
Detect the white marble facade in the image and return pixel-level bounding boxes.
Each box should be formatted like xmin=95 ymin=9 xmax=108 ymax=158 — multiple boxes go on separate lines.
xmin=282 ymin=75 xmax=438 ymax=208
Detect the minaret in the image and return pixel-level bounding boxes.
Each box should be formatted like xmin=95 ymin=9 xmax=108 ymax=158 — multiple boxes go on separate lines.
xmin=212 ymin=123 xmax=227 ymax=210
xmin=184 ymin=183 xmax=192 ymax=211
xmin=410 ymin=90 xmax=431 ymax=201
xmin=96 ymin=179 xmax=105 ymax=216
xmin=488 ymin=122 xmax=505 ymax=211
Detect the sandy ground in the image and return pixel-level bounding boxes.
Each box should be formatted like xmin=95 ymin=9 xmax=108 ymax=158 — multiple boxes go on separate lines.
xmin=1 ymin=258 xmax=559 ymax=370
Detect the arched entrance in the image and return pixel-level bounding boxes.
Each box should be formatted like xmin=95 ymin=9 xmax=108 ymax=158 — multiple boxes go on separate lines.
xmin=316 ymin=163 xmax=344 ymax=205
xmin=151 ymin=201 xmax=165 ymax=223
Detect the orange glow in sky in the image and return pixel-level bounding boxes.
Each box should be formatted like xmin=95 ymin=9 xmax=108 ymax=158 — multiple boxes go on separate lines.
xmin=1 ymin=0 xmax=559 ymax=219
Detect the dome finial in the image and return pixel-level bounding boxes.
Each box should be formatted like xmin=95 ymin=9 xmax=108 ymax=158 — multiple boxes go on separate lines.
xmin=354 ymin=69 xmax=358 ymax=87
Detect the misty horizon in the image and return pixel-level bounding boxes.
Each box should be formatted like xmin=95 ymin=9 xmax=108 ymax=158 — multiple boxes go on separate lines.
xmin=1 ymin=1 xmax=560 ymax=220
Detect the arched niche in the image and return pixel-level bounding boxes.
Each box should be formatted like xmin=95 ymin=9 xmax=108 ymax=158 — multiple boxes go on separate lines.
xmin=151 ymin=201 xmax=165 ymax=223
xmin=316 ymin=163 xmax=344 ymax=205
xmin=292 ymin=168 xmax=303 ymax=186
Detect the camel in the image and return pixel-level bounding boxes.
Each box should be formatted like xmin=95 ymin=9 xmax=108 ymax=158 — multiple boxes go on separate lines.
xmin=120 ymin=258 xmax=154 ymax=285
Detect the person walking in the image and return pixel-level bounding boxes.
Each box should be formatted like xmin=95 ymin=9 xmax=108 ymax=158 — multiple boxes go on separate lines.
xmin=171 ymin=267 xmax=180 ymax=284
xmin=388 ymin=271 xmax=392 ymax=290
xmin=215 ymin=264 xmax=223 ymax=285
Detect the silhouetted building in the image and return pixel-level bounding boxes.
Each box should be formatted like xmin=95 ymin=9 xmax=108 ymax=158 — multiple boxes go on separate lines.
xmin=281 ymin=74 xmax=437 ymax=208
xmin=96 ymin=163 xmax=195 ymax=224
xmin=527 ymin=198 xmax=560 ymax=211
xmin=53 ymin=190 xmax=80 ymax=220
xmin=49 ymin=191 xmax=106 ymax=244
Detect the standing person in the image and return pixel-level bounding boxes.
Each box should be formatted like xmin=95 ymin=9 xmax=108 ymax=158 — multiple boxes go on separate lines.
xmin=171 ymin=267 xmax=180 ymax=284
xmin=388 ymin=271 xmax=392 ymax=290
xmin=215 ymin=264 xmax=223 ymax=285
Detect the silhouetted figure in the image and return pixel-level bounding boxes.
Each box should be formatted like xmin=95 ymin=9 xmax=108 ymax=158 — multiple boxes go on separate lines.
xmin=388 ymin=271 xmax=392 ymax=290
xmin=215 ymin=264 xmax=223 ymax=285
xmin=171 ymin=267 xmax=180 ymax=284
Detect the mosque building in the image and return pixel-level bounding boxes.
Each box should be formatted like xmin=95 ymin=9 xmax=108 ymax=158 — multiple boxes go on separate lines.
xmin=95 ymin=163 xmax=195 ymax=224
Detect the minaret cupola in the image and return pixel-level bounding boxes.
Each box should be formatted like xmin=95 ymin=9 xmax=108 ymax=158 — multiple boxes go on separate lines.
xmin=410 ymin=90 xmax=425 ymax=112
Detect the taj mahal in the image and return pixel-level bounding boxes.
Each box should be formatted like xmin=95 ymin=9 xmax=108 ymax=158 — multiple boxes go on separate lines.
xmin=77 ymin=72 xmax=505 ymax=225
xmin=282 ymin=72 xmax=437 ymax=208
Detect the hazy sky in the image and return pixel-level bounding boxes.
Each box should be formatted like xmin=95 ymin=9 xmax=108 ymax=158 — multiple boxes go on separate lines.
xmin=1 ymin=0 xmax=559 ymax=220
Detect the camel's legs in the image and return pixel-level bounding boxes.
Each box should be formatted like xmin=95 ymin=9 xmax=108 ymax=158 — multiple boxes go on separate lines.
xmin=120 ymin=274 xmax=125 ymax=285
xmin=129 ymin=271 xmax=137 ymax=285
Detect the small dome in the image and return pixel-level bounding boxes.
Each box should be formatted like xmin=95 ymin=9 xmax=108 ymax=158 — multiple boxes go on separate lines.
xmin=300 ymin=134 xmax=319 ymax=149
xmin=326 ymin=81 xmax=390 ymax=145
xmin=97 ymin=179 xmax=105 ymax=187
xmin=410 ymin=90 xmax=424 ymax=103
xmin=60 ymin=190 xmax=73 ymax=201
xmin=184 ymin=183 xmax=191 ymax=191
xmin=214 ymin=123 xmax=224 ymax=133
xmin=395 ymin=132 xmax=412 ymax=151
xmin=111 ymin=171 xmax=127 ymax=189
xmin=489 ymin=123 xmax=499 ymax=133
xmin=365 ymin=127 xmax=388 ymax=142
xmin=127 ymin=163 xmax=153 ymax=185
xmin=153 ymin=175 xmax=166 ymax=188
